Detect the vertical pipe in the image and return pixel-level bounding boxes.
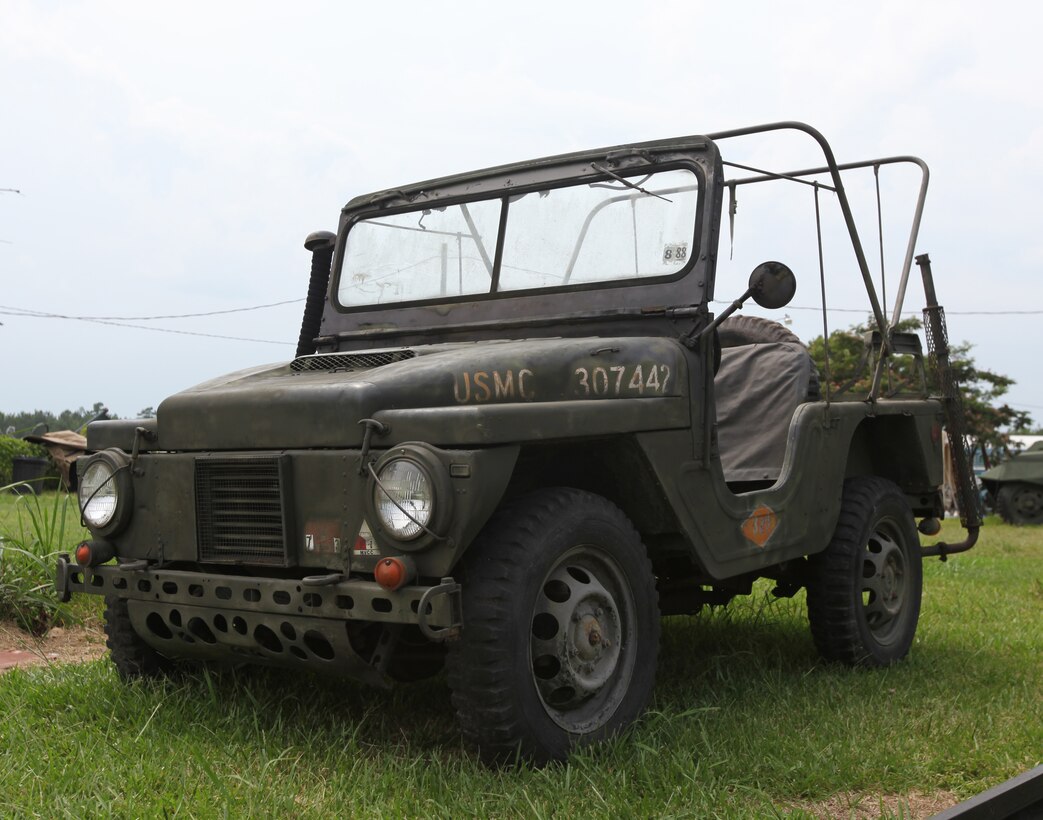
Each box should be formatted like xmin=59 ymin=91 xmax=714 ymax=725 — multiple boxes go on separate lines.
xmin=297 ymin=231 xmax=336 ymax=358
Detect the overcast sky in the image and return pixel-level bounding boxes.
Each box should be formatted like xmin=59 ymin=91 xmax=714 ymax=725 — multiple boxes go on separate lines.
xmin=1 ymin=1 xmax=1041 ymax=424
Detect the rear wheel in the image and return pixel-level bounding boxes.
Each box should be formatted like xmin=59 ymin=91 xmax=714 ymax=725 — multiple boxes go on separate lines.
xmin=806 ymin=477 xmax=922 ymax=667
xmin=995 ymin=482 xmax=1043 ymax=525
xmin=446 ymin=488 xmax=659 ymax=765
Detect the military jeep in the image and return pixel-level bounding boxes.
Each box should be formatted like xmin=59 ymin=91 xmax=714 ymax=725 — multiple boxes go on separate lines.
xmin=58 ymin=122 xmax=980 ymax=765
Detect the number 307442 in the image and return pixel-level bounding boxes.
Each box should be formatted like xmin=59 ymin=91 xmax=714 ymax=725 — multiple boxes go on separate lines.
xmin=574 ymin=364 xmax=672 ymax=397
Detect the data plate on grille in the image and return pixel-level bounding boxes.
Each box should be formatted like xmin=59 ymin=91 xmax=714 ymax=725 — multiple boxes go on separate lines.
xmin=195 ymin=456 xmax=291 ymax=566
xmin=290 ymin=350 xmax=415 ymax=373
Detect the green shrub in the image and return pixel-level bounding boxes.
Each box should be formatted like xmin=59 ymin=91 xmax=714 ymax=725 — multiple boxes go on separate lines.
xmin=0 ymin=435 xmax=49 ymax=486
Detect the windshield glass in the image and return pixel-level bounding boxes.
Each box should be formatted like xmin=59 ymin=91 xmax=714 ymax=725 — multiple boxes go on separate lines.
xmin=338 ymin=167 xmax=699 ymax=308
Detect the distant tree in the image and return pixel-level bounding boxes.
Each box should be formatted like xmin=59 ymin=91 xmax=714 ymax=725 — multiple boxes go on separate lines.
xmin=808 ymin=317 xmax=1031 ymax=469
xmin=0 ymin=402 xmax=117 ymax=436
xmin=137 ymin=407 xmax=156 ymax=419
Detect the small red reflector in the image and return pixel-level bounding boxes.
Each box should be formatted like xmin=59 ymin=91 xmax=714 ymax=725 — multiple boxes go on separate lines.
xmin=374 ymin=557 xmax=407 ymax=591
xmin=74 ymin=542 xmax=92 ymax=566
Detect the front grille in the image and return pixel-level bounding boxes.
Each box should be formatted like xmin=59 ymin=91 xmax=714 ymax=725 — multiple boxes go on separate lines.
xmin=290 ymin=350 xmax=415 ymax=373
xmin=195 ymin=456 xmax=290 ymax=566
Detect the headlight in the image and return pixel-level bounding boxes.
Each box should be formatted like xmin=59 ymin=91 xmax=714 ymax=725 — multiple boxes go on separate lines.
xmin=79 ymin=459 xmax=118 ymax=528
xmin=76 ymin=450 xmax=133 ymax=535
xmin=374 ymin=459 xmax=433 ymax=540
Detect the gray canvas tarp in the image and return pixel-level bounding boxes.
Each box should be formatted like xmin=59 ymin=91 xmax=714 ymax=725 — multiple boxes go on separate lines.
xmin=714 ymin=342 xmax=813 ymax=483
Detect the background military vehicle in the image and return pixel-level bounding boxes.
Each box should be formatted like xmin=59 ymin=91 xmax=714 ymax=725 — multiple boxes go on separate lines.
xmin=980 ymin=441 xmax=1043 ymax=525
xmin=58 ymin=122 xmax=980 ymax=765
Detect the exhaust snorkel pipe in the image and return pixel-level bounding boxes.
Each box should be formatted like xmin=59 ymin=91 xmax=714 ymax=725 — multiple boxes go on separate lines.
xmin=296 ymin=230 xmax=336 ymax=358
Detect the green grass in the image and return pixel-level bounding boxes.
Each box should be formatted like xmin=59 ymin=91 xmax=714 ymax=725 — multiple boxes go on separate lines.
xmin=0 ymin=518 xmax=1039 ymax=817
xmin=0 ymin=489 xmax=91 ymax=631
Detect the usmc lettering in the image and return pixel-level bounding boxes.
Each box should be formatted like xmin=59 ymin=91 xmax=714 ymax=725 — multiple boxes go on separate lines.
xmin=454 ymin=369 xmax=535 ymax=403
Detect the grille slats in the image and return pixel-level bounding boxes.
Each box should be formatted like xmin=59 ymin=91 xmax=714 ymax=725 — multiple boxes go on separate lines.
xmin=195 ymin=457 xmax=290 ymax=566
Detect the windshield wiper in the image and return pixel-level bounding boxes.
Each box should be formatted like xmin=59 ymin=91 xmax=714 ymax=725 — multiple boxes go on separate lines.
xmin=591 ymin=163 xmax=672 ymax=202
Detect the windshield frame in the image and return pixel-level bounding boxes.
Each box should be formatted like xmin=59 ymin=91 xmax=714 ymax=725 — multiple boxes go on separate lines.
xmin=330 ymin=161 xmax=706 ymax=313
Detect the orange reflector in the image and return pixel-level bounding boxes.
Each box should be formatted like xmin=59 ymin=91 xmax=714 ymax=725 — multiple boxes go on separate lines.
xmin=374 ymin=557 xmax=407 ymax=591
xmin=74 ymin=542 xmax=92 ymax=566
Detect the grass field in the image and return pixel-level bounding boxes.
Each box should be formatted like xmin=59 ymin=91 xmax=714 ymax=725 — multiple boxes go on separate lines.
xmin=1 ymin=511 xmax=1040 ymax=818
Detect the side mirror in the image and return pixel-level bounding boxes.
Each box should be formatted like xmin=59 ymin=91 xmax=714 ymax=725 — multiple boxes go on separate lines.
xmin=749 ymin=261 xmax=796 ymax=309
xmin=693 ymin=261 xmax=798 ymax=345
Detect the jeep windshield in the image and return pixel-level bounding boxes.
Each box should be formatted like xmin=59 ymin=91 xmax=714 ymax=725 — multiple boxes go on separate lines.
xmin=336 ymin=168 xmax=699 ymax=309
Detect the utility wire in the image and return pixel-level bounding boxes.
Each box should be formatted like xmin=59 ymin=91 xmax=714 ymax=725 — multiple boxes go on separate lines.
xmin=0 ymin=310 xmax=291 ymax=345
xmin=0 ymin=298 xmax=304 ymax=322
xmin=714 ymin=301 xmax=1043 ymax=316
xmin=3 ymin=295 xmax=1040 ymax=326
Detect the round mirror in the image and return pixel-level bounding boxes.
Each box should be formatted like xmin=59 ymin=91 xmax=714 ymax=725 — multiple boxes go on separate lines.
xmin=748 ymin=261 xmax=796 ymax=309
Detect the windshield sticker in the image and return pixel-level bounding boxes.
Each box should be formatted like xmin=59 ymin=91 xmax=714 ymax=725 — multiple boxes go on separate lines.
xmin=662 ymin=243 xmax=688 ymax=265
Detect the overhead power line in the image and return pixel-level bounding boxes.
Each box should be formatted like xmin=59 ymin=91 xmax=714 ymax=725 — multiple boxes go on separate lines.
xmin=715 ymin=301 xmax=1043 ymax=316
xmin=0 ymin=309 xmax=291 ymax=345
xmin=0 ymin=299 xmax=304 ymax=322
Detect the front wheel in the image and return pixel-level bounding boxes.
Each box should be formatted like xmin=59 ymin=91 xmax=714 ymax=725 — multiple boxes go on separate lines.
xmin=806 ymin=477 xmax=923 ymax=667
xmin=446 ymin=488 xmax=660 ymax=765
xmin=104 ymin=596 xmax=181 ymax=681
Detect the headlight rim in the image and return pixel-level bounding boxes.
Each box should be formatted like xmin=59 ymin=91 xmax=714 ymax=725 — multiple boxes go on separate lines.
xmin=365 ymin=444 xmax=453 ymax=552
xmin=374 ymin=458 xmax=434 ymax=541
xmin=77 ymin=449 xmax=133 ymax=537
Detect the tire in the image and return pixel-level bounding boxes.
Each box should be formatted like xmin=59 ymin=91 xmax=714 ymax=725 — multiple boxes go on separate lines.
xmin=387 ymin=626 xmax=446 ymax=683
xmin=104 ymin=596 xmax=180 ymax=681
xmin=446 ymin=488 xmax=660 ymax=765
xmin=718 ymin=314 xmax=805 ymax=348
xmin=806 ymin=477 xmax=922 ymax=667
xmin=995 ymin=482 xmax=1043 ymax=525
xmin=718 ymin=315 xmax=821 ymax=401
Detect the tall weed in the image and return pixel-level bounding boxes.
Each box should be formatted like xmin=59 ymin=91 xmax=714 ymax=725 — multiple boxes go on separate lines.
xmin=0 ymin=482 xmax=81 ymax=633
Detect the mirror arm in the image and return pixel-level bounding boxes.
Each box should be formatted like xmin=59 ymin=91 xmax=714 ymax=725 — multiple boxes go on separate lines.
xmin=689 ymin=260 xmax=796 ymax=345
xmin=691 ymin=286 xmax=755 ymax=344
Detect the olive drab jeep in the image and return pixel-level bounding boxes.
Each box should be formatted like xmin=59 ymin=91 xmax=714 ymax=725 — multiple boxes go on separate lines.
xmin=58 ymin=122 xmax=982 ymax=765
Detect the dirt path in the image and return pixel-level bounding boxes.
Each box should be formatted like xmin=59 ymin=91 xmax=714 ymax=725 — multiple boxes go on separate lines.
xmin=0 ymin=619 xmax=107 ymax=673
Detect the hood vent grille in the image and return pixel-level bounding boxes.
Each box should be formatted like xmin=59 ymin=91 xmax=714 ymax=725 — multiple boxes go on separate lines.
xmin=290 ymin=350 xmax=415 ymax=373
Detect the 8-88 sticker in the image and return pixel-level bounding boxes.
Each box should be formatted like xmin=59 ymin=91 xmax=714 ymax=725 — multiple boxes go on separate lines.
xmin=574 ymin=364 xmax=672 ymax=397
xmin=663 ymin=243 xmax=688 ymax=264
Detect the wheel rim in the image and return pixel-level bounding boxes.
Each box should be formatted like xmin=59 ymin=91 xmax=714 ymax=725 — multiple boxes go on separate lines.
xmin=529 ymin=545 xmax=636 ymax=734
xmin=1011 ymin=485 xmax=1043 ymax=523
xmin=860 ymin=519 xmax=910 ymax=645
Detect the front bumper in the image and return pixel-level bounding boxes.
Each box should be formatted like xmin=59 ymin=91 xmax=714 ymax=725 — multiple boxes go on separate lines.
xmin=56 ymin=557 xmax=462 ymax=685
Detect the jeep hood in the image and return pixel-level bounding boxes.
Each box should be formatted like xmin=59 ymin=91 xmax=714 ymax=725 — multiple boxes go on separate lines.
xmin=155 ymin=337 xmax=688 ymax=450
